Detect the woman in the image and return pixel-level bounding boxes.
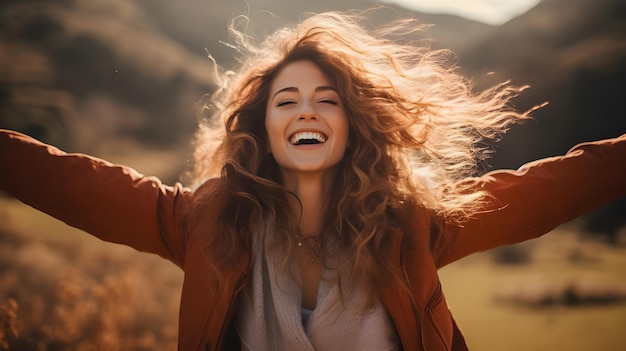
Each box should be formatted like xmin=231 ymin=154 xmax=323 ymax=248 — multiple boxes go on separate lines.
xmin=1 ymin=11 xmax=625 ymax=350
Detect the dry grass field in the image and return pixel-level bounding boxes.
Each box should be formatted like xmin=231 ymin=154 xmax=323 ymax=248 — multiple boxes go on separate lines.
xmin=440 ymin=229 xmax=626 ymax=351
xmin=1 ymin=196 xmax=625 ymax=350
xmin=0 ymin=197 xmax=183 ymax=350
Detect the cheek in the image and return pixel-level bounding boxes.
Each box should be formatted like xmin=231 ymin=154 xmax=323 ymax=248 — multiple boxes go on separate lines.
xmin=267 ymin=132 xmax=282 ymax=154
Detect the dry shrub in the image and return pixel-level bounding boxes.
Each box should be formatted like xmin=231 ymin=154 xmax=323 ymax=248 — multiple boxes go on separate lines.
xmin=494 ymin=274 xmax=626 ymax=307
xmin=0 ymin=298 xmax=19 ymax=351
xmin=0 ymin=223 xmax=182 ymax=350
xmin=490 ymin=242 xmax=534 ymax=265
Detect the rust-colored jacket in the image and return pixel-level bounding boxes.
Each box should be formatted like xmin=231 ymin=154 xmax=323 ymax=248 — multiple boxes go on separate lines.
xmin=1 ymin=129 xmax=625 ymax=350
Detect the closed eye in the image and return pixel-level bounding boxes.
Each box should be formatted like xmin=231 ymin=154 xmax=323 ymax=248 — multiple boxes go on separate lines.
xmin=277 ymin=100 xmax=296 ymax=107
xmin=319 ymin=99 xmax=338 ymax=105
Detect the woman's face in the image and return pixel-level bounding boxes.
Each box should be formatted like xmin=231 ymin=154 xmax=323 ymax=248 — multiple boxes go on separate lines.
xmin=265 ymin=60 xmax=349 ymax=175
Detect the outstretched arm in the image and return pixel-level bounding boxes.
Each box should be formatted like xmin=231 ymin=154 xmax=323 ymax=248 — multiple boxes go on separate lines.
xmin=0 ymin=129 xmax=190 ymax=268
xmin=433 ymin=134 xmax=626 ymax=267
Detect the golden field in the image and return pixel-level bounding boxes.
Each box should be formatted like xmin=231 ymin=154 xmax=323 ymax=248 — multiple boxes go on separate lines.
xmin=1 ymin=197 xmax=625 ymax=350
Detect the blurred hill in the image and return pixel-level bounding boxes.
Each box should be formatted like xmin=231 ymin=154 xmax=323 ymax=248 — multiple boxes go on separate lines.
xmin=460 ymin=0 xmax=626 ymax=167
xmin=0 ymin=0 xmax=495 ymax=158
xmin=0 ymin=0 xmax=216 ymax=157
xmin=0 ymin=0 xmax=624 ymax=228
xmin=132 ymin=0 xmax=495 ymax=64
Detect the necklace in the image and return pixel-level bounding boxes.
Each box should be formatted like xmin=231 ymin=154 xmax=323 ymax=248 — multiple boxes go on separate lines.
xmin=298 ymin=233 xmax=322 ymax=263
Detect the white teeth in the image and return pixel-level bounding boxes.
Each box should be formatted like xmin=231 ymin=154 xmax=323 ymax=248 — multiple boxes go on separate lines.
xmin=290 ymin=132 xmax=327 ymax=145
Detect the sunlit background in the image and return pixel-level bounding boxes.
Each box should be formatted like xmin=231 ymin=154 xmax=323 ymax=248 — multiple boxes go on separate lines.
xmin=384 ymin=0 xmax=541 ymax=25
xmin=1 ymin=0 xmax=625 ymax=350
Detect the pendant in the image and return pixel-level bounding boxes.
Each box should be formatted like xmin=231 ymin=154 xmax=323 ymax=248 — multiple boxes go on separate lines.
xmin=298 ymin=240 xmax=317 ymax=263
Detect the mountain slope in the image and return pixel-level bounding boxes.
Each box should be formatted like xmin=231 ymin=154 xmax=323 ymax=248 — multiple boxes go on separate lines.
xmin=459 ymin=0 xmax=626 ymax=168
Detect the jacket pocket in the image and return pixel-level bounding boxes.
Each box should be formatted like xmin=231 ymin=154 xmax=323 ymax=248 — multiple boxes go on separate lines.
xmin=422 ymin=282 xmax=453 ymax=351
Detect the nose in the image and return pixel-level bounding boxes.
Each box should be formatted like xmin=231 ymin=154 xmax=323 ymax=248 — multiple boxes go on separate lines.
xmin=297 ymin=105 xmax=318 ymax=121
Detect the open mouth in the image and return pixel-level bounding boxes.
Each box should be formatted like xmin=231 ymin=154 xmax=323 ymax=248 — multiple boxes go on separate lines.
xmin=289 ymin=131 xmax=327 ymax=146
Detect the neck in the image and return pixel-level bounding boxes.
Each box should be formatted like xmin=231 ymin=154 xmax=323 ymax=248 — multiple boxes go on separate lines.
xmin=281 ymin=169 xmax=337 ymax=236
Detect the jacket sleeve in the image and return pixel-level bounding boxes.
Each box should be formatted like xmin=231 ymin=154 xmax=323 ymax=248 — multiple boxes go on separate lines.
xmin=0 ymin=129 xmax=190 ymax=268
xmin=433 ymin=133 xmax=626 ymax=267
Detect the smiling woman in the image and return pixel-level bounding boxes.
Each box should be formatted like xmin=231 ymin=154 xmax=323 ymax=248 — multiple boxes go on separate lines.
xmin=1 ymin=8 xmax=625 ymax=351
xmin=266 ymin=61 xmax=349 ymax=175
xmin=264 ymin=60 xmax=350 ymax=318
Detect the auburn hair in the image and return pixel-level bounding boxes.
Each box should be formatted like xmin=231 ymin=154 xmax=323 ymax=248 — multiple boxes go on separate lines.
xmin=188 ymin=10 xmax=533 ymax=287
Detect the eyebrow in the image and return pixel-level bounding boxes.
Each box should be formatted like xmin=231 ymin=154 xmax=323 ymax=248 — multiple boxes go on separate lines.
xmin=271 ymin=85 xmax=338 ymax=100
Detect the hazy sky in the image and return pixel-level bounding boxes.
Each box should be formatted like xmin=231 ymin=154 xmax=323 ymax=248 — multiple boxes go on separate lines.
xmin=380 ymin=0 xmax=542 ymax=25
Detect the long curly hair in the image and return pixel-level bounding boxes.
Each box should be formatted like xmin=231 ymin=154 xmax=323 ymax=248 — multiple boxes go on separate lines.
xmin=188 ymin=10 xmax=535 ymax=287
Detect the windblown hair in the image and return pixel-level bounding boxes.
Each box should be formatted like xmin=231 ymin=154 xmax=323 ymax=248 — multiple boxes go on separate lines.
xmin=188 ymin=10 xmax=534 ymax=286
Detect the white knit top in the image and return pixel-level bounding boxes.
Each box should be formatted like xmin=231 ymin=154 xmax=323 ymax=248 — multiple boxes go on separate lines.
xmin=234 ymin=227 xmax=400 ymax=350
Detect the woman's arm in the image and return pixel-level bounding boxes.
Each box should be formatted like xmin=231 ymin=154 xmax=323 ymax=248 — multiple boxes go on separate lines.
xmin=0 ymin=129 xmax=190 ymax=268
xmin=433 ymin=134 xmax=626 ymax=268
